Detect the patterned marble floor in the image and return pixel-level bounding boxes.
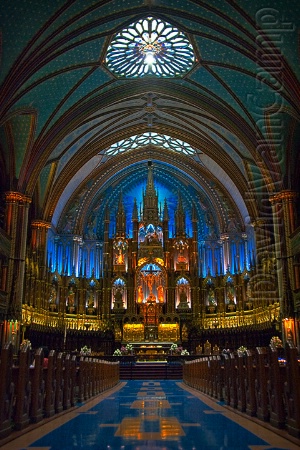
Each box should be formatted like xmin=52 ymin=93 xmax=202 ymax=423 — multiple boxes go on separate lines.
xmin=1 ymin=380 xmax=299 ymax=450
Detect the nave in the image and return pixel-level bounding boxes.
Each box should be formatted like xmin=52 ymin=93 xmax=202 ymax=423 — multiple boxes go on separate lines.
xmin=1 ymin=380 xmax=299 ymax=450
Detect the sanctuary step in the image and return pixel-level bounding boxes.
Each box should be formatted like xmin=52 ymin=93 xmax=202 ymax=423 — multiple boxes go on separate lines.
xmin=120 ymin=362 xmax=183 ymax=380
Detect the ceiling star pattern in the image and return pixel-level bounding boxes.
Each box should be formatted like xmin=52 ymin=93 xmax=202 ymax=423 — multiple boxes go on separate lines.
xmin=0 ymin=0 xmax=299 ymax=239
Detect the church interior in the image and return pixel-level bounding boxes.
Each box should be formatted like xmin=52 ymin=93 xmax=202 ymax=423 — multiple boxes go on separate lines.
xmin=1 ymin=1 xmax=300 ymax=447
xmin=1 ymin=0 xmax=300 ymax=357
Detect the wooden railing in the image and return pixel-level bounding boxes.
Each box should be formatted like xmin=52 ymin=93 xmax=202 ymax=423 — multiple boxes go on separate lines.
xmin=0 ymin=343 xmax=119 ymax=440
xmin=183 ymin=342 xmax=300 ymax=439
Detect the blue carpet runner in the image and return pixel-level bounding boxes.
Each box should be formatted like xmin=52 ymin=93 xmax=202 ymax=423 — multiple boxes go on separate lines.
xmin=5 ymin=380 xmax=297 ymax=449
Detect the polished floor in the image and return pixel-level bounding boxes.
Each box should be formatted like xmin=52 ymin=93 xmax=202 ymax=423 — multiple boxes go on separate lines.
xmin=1 ymin=380 xmax=299 ymax=450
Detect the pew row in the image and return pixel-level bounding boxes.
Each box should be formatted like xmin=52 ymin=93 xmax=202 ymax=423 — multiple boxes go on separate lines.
xmin=183 ymin=342 xmax=300 ymax=438
xmin=0 ymin=343 xmax=119 ymax=439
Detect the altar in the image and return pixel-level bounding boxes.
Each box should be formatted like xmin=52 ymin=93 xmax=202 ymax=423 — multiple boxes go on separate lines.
xmin=129 ymin=341 xmax=174 ymax=361
xmin=122 ymin=323 xmax=179 ymax=342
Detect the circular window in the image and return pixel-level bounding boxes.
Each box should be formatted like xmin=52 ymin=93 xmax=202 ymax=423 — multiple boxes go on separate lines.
xmin=106 ymin=16 xmax=195 ymax=78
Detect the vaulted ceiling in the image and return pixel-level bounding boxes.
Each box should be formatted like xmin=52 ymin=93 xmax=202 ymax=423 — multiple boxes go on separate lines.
xmin=1 ymin=0 xmax=299 ymax=239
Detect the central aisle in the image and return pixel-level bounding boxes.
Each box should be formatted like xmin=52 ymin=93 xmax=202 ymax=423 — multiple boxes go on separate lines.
xmin=2 ymin=380 xmax=298 ymax=449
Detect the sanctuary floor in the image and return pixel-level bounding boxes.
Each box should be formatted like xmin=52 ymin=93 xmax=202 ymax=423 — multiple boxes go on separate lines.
xmin=1 ymin=380 xmax=299 ymax=450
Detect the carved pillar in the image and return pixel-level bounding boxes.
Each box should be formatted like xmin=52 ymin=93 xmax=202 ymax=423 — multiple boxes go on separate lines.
xmin=31 ymin=220 xmax=51 ymax=309
xmin=31 ymin=220 xmax=51 ymax=254
xmin=72 ymin=236 xmax=82 ymax=276
xmin=220 ymin=233 xmax=230 ymax=272
xmin=270 ymin=191 xmax=298 ymax=318
xmin=251 ymin=218 xmax=277 ymax=307
xmin=4 ymin=192 xmax=31 ymax=322
xmin=242 ymin=233 xmax=249 ymax=271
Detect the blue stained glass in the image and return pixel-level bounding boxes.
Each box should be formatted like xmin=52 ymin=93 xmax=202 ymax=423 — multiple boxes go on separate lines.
xmin=104 ymin=132 xmax=197 ymax=156
xmin=106 ymin=16 xmax=195 ymax=78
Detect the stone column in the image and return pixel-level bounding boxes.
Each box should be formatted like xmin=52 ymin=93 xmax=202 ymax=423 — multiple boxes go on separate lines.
xmin=270 ymin=191 xmax=298 ymax=318
xmin=251 ymin=218 xmax=277 ymax=307
xmin=31 ymin=220 xmax=51 ymax=309
xmin=220 ymin=233 xmax=230 ymax=272
xmin=4 ymin=192 xmax=31 ymax=322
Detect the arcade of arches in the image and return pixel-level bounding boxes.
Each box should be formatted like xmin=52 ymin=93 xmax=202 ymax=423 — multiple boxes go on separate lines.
xmin=0 ymin=1 xmax=300 ymax=357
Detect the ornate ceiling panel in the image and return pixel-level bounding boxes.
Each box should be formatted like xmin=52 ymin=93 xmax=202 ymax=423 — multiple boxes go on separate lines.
xmin=0 ymin=0 xmax=299 ymax=235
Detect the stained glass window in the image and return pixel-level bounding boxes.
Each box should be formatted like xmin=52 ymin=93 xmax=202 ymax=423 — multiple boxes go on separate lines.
xmin=104 ymin=132 xmax=197 ymax=156
xmin=106 ymin=16 xmax=195 ymax=78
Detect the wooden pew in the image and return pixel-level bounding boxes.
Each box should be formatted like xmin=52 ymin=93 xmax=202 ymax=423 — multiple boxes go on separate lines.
xmin=211 ymin=356 xmax=220 ymax=399
xmin=70 ymin=355 xmax=77 ymax=407
xmin=284 ymin=341 xmax=300 ymax=438
xmin=255 ymin=347 xmax=270 ymax=421
xmin=30 ymin=348 xmax=45 ymax=423
xmin=267 ymin=344 xmax=286 ymax=429
xmin=63 ymin=354 xmax=71 ymax=410
xmin=0 ymin=343 xmax=15 ymax=438
xmin=203 ymin=357 xmax=209 ymax=394
xmin=78 ymin=356 xmax=85 ymax=403
xmin=0 ymin=349 xmax=120 ymax=442
xmin=223 ymin=354 xmax=231 ymax=406
xmin=83 ymin=358 xmax=91 ymax=400
xmin=55 ymin=352 xmax=64 ymax=413
xmin=44 ymin=350 xmax=56 ymax=417
xmin=207 ymin=356 xmax=214 ymax=396
xmin=229 ymin=353 xmax=238 ymax=409
xmin=237 ymin=350 xmax=246 ymax=412
xmin=13 ymin=344 xmax=32 ymax=430
xmin=216 ymin=356 xmax=224 ymax=401
xmin=245 ymin=349 xmax=256 ymax=417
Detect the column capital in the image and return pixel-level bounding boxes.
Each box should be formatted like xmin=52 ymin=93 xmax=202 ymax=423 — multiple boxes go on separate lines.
xmin=269 ymin=190 xmax=298 ymax=204
xmin=31 ymin=220 xmax=51 ymax=229
xmin=5 ymin=191 xmax=31 ymax=204
xmin=220 ymin=233 xmax=229 ymax=241
xmin=251 ymin=218 xmax=269 ymax=228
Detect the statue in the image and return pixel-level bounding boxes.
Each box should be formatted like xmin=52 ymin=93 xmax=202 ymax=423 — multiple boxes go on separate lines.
xmin=49 ymin=285 xmax=57 ymax=303
xmin=49 ymin=285 xmax=57 ymax=311
xmin=227 ymin=285 xmax=234 ymax=304
xmin=115 ymin=249 xmax=124 ymax=264
xmin=196 ymin=344 xmax=202 ymax=355
xmin=178 ymin=284 xmax=189 ymax=309
xmin=179 ymin=285 xmax=187 ymax=303
xmin=286 ymin=327 xmax=294 ymax=343
xmin=87 ymin=291 xmax=94 ymax=309
xmin=208 ymin=287 xmax=216 ymax=305
xmin=157 ymin=285 xmax=164 ymax=303
xmin=67 ymin=287 xmax=75 ymax=307
xmin=182 ymin=323 xmax=188 ymax=341
xmin=114 ymin=288 xmax=124 ymax=309
xmin=204 ymin=340 xmax=211 ymax=355
xmin=137 ymin=285 xmax=144 ymax=304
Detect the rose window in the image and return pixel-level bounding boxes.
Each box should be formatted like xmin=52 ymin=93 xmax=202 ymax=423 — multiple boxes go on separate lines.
xmin=106 ymin=16 xmax=195 ymax=77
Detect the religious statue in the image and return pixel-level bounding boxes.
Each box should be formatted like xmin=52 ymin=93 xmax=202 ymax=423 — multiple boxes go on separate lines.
xmin=115 ymin=249 xmax=124 ymax=265
xmin=286 ymin=327 xmax=294 ymax=343
xmin=113 ymin=288 xmax=124 ymax=309
xmin=182 ymin=323 xmax=188 ymax=341
xmin=195 ymin=344 xmax=202 ymax=355
xmin=179 ymin=285 xmax=187 ymax=303
xmin=87 ymin=292 xmax=94 ymax=309
xmin=49 ymin=285 xmax=57 ymax=311
xmin=178 ymin=284 xmax=189 ymax=309
xmin=137 ymin=285 xmax=144 ymax=304
xmin=67 ymin=287 xmax=75 ymax=307
xmin=207 ymin=287 xmax=216 ymax=305
xmin=49 ymin=285 xmax=57 ymax=303
xmin=157 ymin=285 xmax=164 ymax=303
xmin=227 ymin=285 xmax=235 ymax=304
xmin=204 ymin=340 xmax=211 ymax=355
